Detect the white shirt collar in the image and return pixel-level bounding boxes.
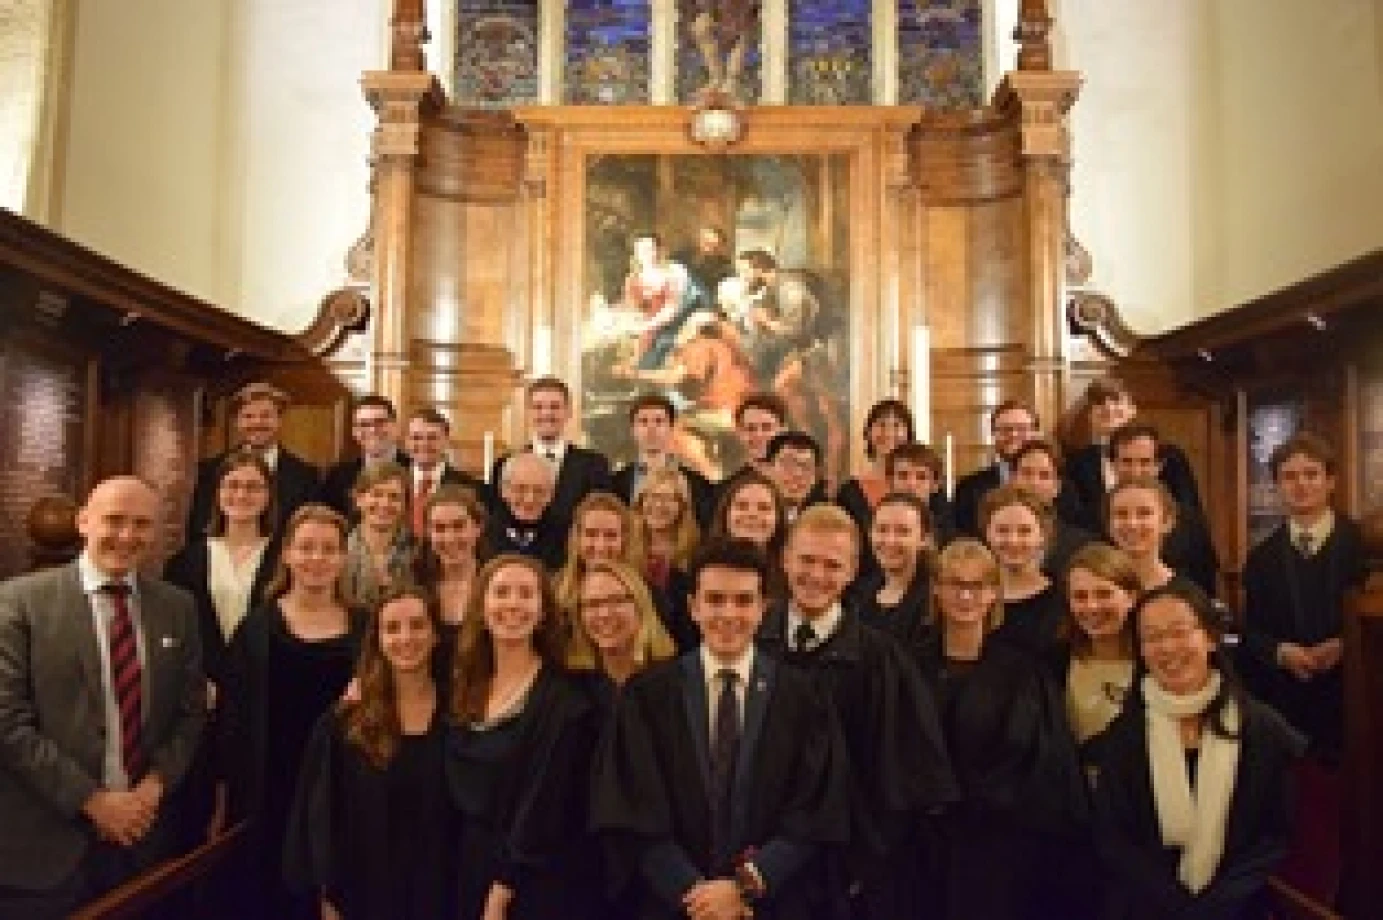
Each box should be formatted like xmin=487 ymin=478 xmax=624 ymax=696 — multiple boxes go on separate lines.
xmin=531 ymin=439 xmax=567 ymax=465
xmin=1288 ymin=510 xmax=1335 ymax=552
xmin=700 ymin=643 xmax=755 ymax=688
xmin=414 ymin=461 xmax=446 ymax=488
xmin=257 ymin=444 xmax=280 ymax=470
xmin=787 ymin=601 xmax=843 ymax=649
xmin=77 ymin=552 xmax=138 ymax=597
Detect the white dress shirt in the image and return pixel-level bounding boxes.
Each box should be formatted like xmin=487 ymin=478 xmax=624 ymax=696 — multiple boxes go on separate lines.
xmin=1288 ymin=510 xmax=1335 ymax=557
xmin=700 ymin=644 xmax=755 ymax=736
xmin=787 ymin=601 xmax=843 ymax=652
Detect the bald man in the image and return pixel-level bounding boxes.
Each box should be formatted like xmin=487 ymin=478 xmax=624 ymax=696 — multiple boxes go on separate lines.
xmin=0 ymin=477 xmax=205 ymax=918
xmin=483 ymin=452 xmax=566 ymax=569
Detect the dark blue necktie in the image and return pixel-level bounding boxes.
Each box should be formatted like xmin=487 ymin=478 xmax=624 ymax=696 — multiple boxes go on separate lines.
xmin=710 ymin=668 xmax=740 ymax=868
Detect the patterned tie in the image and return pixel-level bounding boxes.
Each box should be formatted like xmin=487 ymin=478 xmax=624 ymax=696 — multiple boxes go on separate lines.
xmin=792 ymin=621 xmax=817 ymax=653
xmin=413 ymin=474 xmax=435 ymax=538
xmin=710 ymin=668 xmax=740 ymax=869
xmin=1296 ymin=530 xmax=1314 ymax=557
xmin=101 ymin=583 xmax=145 ymax=783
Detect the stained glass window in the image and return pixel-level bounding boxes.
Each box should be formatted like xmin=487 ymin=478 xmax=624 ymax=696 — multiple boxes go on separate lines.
xmin=676 ymin=0 xmax=762 ymax=104
xmin=565 ymin=0 xmax=652 ymax=103
xmin=788 ymin=0 xmax=871 ymax=105
xmin=897 ymin=0 xmax=983 ymax=108
xmin=455 ymin=0 xmax=541 ymax=107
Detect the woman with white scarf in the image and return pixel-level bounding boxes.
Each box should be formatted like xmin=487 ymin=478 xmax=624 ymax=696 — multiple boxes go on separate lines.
xmin=1094 ymin=582 xmax=1304 ymax=919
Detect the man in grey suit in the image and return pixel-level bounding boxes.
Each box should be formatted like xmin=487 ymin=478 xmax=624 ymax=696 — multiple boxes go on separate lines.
xmin=0 ymin=476 xmax=206 ymax=918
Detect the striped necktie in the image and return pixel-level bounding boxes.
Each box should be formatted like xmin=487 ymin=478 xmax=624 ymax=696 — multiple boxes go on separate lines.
xmin=101 ymin=583 xmax=145 ymax=782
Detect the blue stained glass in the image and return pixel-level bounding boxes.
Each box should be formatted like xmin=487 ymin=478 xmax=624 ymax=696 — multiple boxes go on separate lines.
xmin=788 ymin=0 xmax=872 ymax=104
xmin=455 ymin=0 xmax=541 ymax=107
xmin=566 ymin=0 xmax=653 ymax=103
xmin=897 ymin=0 xmax=983 ymax=108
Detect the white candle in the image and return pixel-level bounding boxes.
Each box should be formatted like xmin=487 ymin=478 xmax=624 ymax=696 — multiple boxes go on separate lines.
xmin=911 ymin=324 xmax=931 ymax=443
xmin=483 ymin=431 xmax=495 ymax=483
xmin=944 ymin=432 xmax=955 ymax=498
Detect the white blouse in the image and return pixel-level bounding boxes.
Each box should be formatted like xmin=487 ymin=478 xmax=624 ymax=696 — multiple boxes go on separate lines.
xmin=207 ymin=537 xmax=268 ymax=639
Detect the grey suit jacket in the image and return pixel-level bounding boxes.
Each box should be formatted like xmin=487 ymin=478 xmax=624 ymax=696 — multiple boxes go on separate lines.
xmin=0 ymin=562 xmax=206 ymax=890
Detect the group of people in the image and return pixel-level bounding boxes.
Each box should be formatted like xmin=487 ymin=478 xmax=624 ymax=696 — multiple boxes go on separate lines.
xmin=0 ymin=373 xmax=1357 ymax=920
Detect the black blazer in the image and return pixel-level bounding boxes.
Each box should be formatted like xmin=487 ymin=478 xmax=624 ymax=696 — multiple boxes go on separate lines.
xmin=186 ymin=447 xmax=321 ymax=539
xmin=611 ymin=463 xmax=717 ymax=531
xmin=162 ymin=537 xmax=277 ymax=686
xmin=491 ymin=444 xmax=611 ymax=529
xmin=950 ymin=463 xmax=1003 ymax=538
xmin=318 ymin=449 xmax=411 ymax=519
xmin=1067 ymin=443 xmax=1203 ymax=516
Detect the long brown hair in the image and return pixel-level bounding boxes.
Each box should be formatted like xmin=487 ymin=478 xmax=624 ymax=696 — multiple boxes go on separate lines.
xmin=1061 ymin=542 xmax=1139 ymax=659
xmin=412 ymin=484 xmax=489 ymax=587
xmin=629 ymin=467 xmax=701 ymax=571
xmin=552 ymin=492 xmax=638 ymax=612
xmin=341 ymin=583 xmax=443 ymax=769
xmin=449 ymin=554 xmax=568 ymax=724
xmin=206 ymin=447 xmax=277 ymax=538
xmin=263 ymin=504 xmax=351 ymax=602
xmin=565 ymin=560 xmax=676 ymax=674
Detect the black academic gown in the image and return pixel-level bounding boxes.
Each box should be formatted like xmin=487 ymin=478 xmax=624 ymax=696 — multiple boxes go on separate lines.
xmin=1160 ymin=503 xmax=1220 ymax=598
xmin=592 ymin=652 xmax=851 ymax=920
xmin=993 ymin=582 xmax=1067 ymax=656
xmin=491 ymin=445 xmax=611 ymax=533
xmin=951 ymin=464 xmax=1004 ymax=538
xmin=481 ymin=503 xmax=566 ymax=571
xmin=648 ymin=567 xmax=699 ymax=654
xmin=1092 ymin=697 xmax=1305 ymax=920
xmin=916 ymin=635 xmax=1091 ymax=920
xmin=852 ymin=568 xmax=936 ymax=653
xmin=1238 ymin=516 xmax=1364 ymax=758
xmin=1068 ymin=443 xmax=1203 ymax=516
xmin=447 ymin=668 xmax=600 ymax=920
xmin=284 ymin=709 xmax=454 ymax=920
xmin=1044 ymin=519 xmax=1097 ymax=580
xmin=760 ymin=607 xmax=958 ymax=919
xmin=611 ymin=462 xmax=717 ymax=531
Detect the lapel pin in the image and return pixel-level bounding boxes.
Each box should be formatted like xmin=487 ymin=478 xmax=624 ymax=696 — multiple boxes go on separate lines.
xmin=161 ymin=636 xmax=179 ymax=648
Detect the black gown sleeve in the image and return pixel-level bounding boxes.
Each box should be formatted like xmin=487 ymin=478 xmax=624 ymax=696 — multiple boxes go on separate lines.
xmin=282 ymin=712 xmax=342 ymax=905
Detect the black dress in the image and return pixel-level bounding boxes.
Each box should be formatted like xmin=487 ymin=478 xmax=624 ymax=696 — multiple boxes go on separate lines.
xmin=918 ymin=636 xmax=1091 ymax=920
xmin=1093 ymin=697 xmax=1305 ymax=920
xmin=994 ymin=582 xmax=1067 ymax=655
xmin=853 ymin=568 xmax=935 ymax=652
xmin=1238 ymin=517 xmax=1364 ymax=759
xmin=284 ymin=710 xmax=454 ymax=920
xmin=220 ymin=602 xmax=364 ymax=920
xmin=447 ymin=667 xmax=599 ymax=920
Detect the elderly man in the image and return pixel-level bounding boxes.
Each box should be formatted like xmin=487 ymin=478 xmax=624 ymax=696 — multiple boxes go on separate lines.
xmin=0 ymin=476 xmax=205 ymax=918
xmin=484 ymin=451 xmax=565 ymax=569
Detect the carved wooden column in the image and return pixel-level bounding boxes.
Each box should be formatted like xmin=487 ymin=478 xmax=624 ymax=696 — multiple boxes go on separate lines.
xmin=993 ymin=0 xmax=1080 ymax=428
xmin=362 ymin=72 xmax=443 ymax=411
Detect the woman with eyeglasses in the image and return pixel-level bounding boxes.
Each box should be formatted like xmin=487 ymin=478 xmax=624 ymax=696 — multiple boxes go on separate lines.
xmin=284 ymin=585 xmax=453 ymax=920
xmin=1094 ymin=582 xmax=1304 ymax=920
xmin=164 ymin=447 xmax=278 ymax=846
xmin=629 ymin=468 xmax=702 ymax=651
xmin=567 ymin=560 xmax=677 ymax=699
xmin=921 ymin=539 xmax=1088 ymax=920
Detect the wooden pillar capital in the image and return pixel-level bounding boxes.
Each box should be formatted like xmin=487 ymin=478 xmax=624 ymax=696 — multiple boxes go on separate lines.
xmin=994 ymin=71 xmax=1082 ymax=163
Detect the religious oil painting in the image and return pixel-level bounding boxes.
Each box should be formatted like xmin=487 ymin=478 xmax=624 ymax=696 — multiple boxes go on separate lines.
xmin=581 ymin=154 xmax=853 ymax=482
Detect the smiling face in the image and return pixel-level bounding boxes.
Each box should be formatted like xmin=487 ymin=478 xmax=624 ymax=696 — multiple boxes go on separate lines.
xmin=631 ymin=406 xmax=673 ymax=459
xmin=1107 ymin=485 xmax=1172 ymax=558
xmin=770 ymin=445 xmax=819 ymax=506
xmin=527 ymin=387 xmax=570 ymax=442
xmin=427 ymin=500 xmax=482 ymax=565
xmin=355 ymin=476 xmax=408 ymax=533
xmin=500 ymin=455 xmax=555 ymax=523
xmin=870 ymin=501 xmax=927 ymax=575
xmin=282 ymin=518 xmax=346 ymax=592
xmin=725 ymin=482 xmax=777 ymax=547
xmin=577 ymin=508 xmax=625 ymax=565
xmin=934 ymin=557 xmax=999 ymax=629
xmin=783 ymin=525 xmax=856 ymax=619
xmin=691 ymin=564 xmax=766 ymax=661
xmin=867 ymin=411 xmax=912 ymax=460
xmin=482 ymin=562 xmax=546 ymax=644
xmin=1067 ymin=566 xmax=1135 ymax=645
xmin=889 ymin=459 xmax=939 ymax=499
xmin=984 ymin=502 xmax=1047 ymax=573
xmin=233 ymin=397 xmax=282 ymax=450
xmin=378 ymin=595 xmax=437 ymax=675
xmin=578 ymin=569 xmax=640 ymax=660
xmin=1275 ymin=452 xmax=1335 ymax=521
xmin=78 ymin=478 xmax=159 ymax=578
xmin=991 ymin=407 xmax=1037 ymax=461
xmin=1111 ymin=435 xmax=1161 ymax=483
xmin=637 ymin=483 xmax=684 ymax=534
xmin=406 ymin=418 xmax=449 ymax=471
xmin=736 ymin=407 xmax=784 ymax=463
xmin=1012 ymin=450 xmax=1060 ymax=503
xmin=1138 ymin=594 xmax=1214 ymax=695
xmin=352 ymin=403 xmax=398 ymax=459
xmin=217 ymin=463 xmax=270 ymax=527
xmin=1090 ymin=394 xmax=1135 ymax=439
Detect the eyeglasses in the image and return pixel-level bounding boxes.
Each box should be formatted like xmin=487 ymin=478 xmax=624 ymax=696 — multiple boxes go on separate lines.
xmin=580 ymin=593 xmax=635 ymax=613
xmin=938 ymin=578 xmax=994 ymax=596
xmin=221 ymin=481 xmax=268 ymax=494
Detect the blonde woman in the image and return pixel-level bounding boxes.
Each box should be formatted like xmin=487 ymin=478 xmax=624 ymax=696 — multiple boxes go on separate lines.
xmin=567 ymin=560 xmax=676 ymax=703
xmin=923 ymin=539 xmax=1088 ymax=920
xmin=629 ymin=467 xmax=703 ymax=650
xmin=551 ymin=492 xmax=639 ymax=616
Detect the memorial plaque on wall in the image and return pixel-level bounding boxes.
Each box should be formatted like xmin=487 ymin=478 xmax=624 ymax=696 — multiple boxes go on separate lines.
xmin=131 ymin=374 xmax=199 ymax=569
xmin=1360 ymin=371 xmax=1383 ymax=513
xmin=0 ymin=339 xmax=90 ymax=578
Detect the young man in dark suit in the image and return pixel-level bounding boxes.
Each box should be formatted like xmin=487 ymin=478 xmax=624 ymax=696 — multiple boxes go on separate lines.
xmin=951 ymin=399 xmax=1039 ymax=537
xmin=1108 ymin=423 xmax=1219 ymax=595
xmin=1067 ymin=376 xmax=1202 ymax=513
xmin=593 ymin=539 xmax=849 ymax=920
xmin=186 ymin=382 xmax=320 ymax=538
xmin=490 ymin=376 xmax=610 ymax=532
xmin=764 ymin=431 xmax=829 ymax=523
xmin=0 ymin=477 xmax=206 ymax=919
xmin=403 ymin=407 xmax=486 ymax=536
xmin=318 ymin=394 xmax=409 ymax=519
xmin=611 ymin=392 xmax=716 ymax=529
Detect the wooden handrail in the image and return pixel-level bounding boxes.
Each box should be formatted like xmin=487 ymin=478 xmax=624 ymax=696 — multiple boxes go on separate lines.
xmin=1267 ymin=876 xmax=1342 ymax=920
xmin=70 ymin=822 xmax=248 ymax=920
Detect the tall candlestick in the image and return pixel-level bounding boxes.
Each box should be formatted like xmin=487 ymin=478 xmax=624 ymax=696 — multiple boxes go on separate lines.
xmin=911 ymin=324 xmax=931 ymax=443
xmin=483 ymin=431 xmax=495 ymax=483
xmin=944 ymin=432 xmax=955 ymax=499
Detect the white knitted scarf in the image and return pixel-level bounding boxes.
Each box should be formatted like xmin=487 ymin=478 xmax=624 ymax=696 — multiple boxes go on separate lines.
xmin=1141 ymin=671 xmax=1241 ymax=893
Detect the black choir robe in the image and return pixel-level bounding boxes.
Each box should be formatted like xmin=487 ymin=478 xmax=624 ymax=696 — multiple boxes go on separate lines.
xmin=1092 ymin=697 xmax=1305 ymax=920
xmin=284 ymin=710 xmax=454 ymax=920
xmin=1159 ymin=503 xmax=1220 ymax=598
xmin=611 ymin=462 xmax=717 ymax=531
xmin=759 ymin=606 xmax=958 ymax=918
xmin=1044 ymin=519 xmax=1098 ymax=581
xmin=1238 ymin=515 xmax=1364 ymax=758
xmin=592 ymin=651 xmax=850 ymax=920
xmin=1067 ymin=442 xmax=1204 ymax=516
xmin=481 ymin=502 xmax=566 ymax=570
xmin=447 ymin=667 xmax=600 ymax=920
xmin=186 ymin=446 xmax=321 ymax=538
xmin=916 ymin=635 xmax=1091 ymax=920
xmin=648 ymin=567 xmax=699 ymax=654
xmin=993 ymin=582 xmax=1067 ymax=656
xmin=851 ymin=568 xmax=935 ymax=653
xmin=950 ymin=463 xmax=1004 ymax=538
xmin=490 ymin=443 xmax=611 ymax=533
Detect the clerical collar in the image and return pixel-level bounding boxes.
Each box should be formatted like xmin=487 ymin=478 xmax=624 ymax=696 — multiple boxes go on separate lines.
xmin=787 ymin=601 xmax=843 ymax=650
xmin=1288 ymin=510 xmax=1334 ymax=555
